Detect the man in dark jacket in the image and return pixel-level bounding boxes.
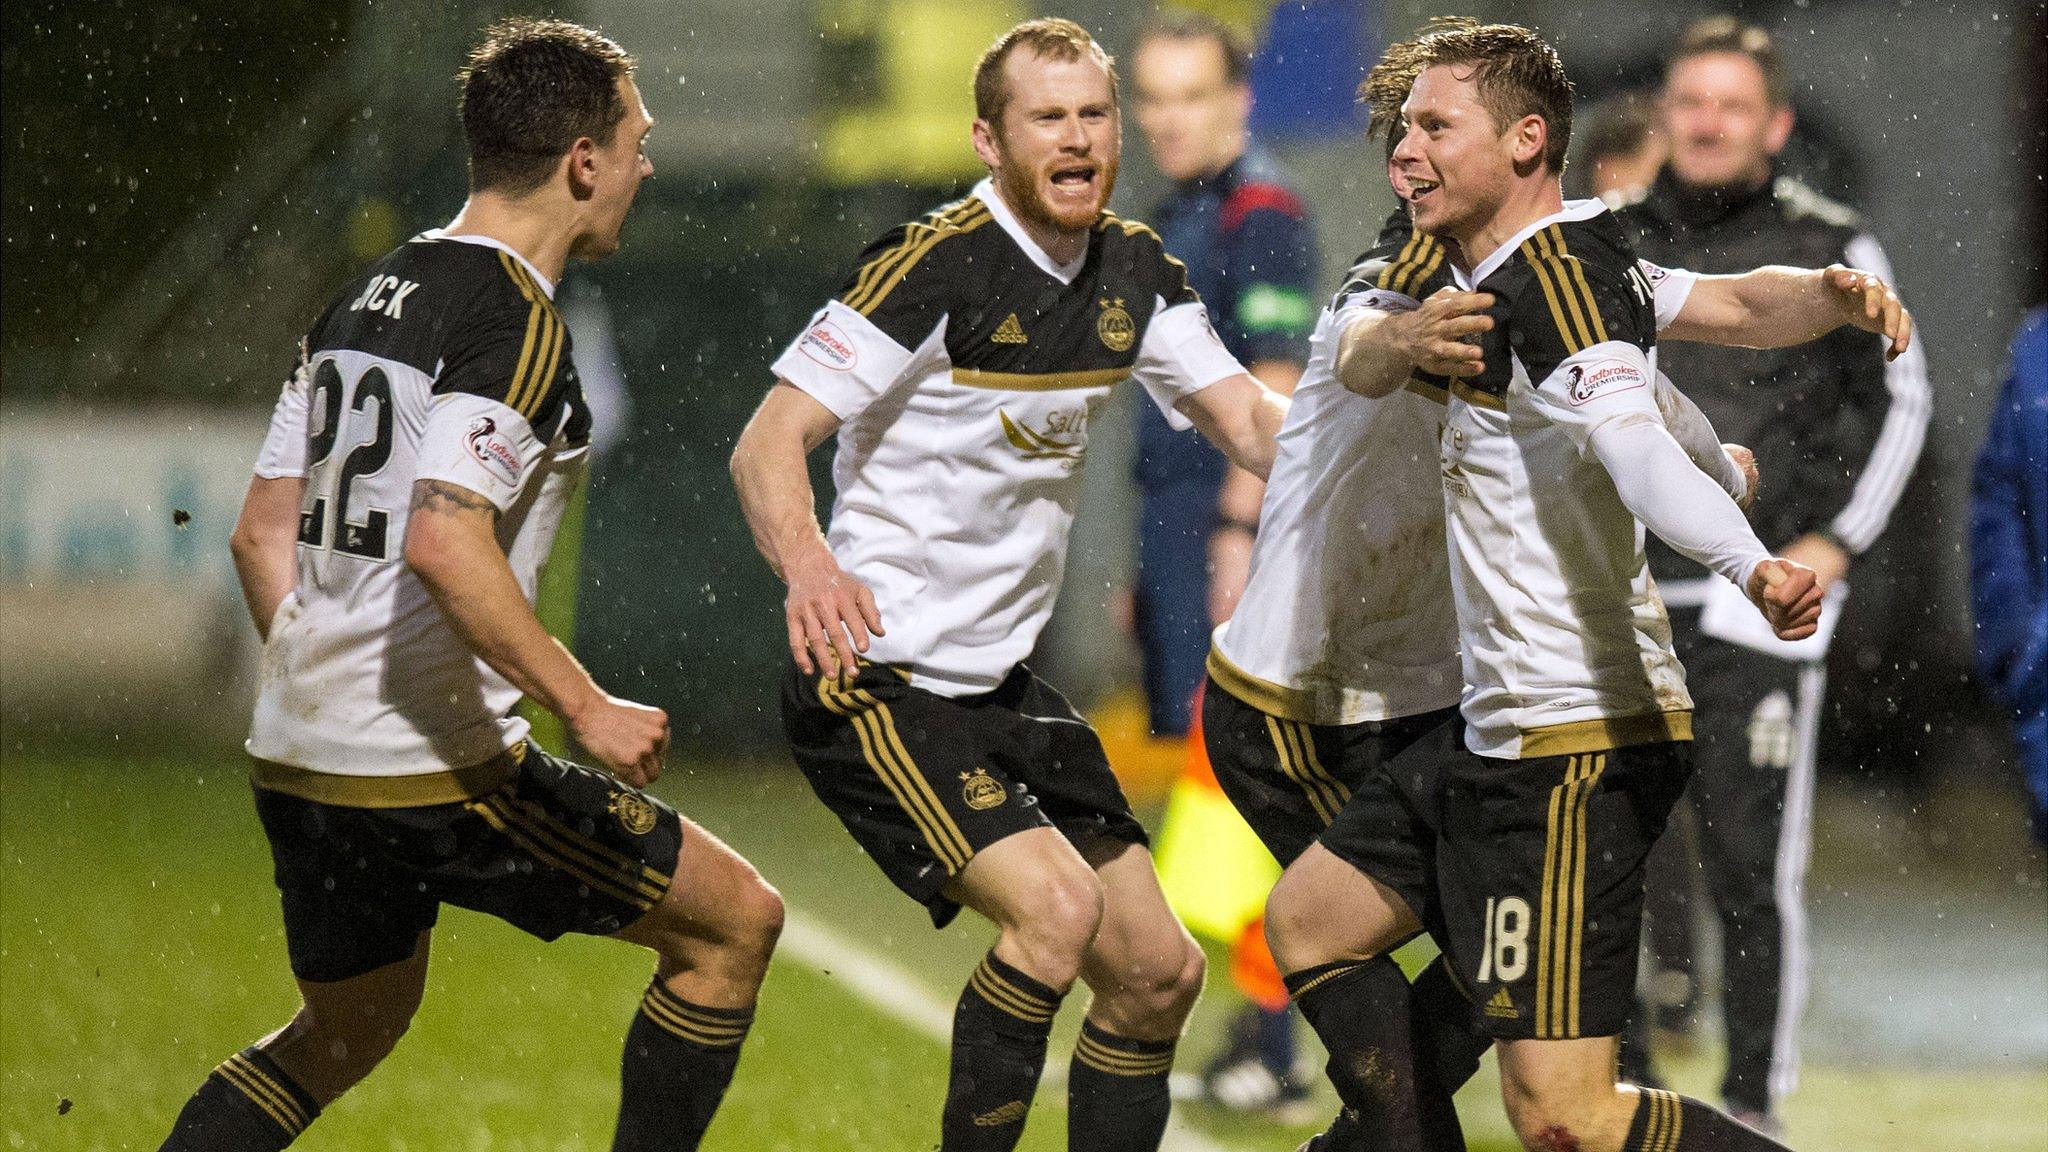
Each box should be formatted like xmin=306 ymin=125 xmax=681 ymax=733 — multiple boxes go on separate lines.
xmin=1129 ymin=10 xmax=1318 ymax=1116
xmin=1972 ymin=307 xmax=2048 ymax=842
xmin=1615 ymin=17 xmax=1933 ymax=1133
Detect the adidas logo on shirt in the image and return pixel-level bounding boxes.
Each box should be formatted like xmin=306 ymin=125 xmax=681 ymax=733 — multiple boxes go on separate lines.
xmin=991 ymin=313 xmax=1028 ymax=344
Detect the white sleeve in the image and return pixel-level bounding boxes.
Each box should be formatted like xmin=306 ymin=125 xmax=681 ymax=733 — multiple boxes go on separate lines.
xmin=1587 ymin=415 xmax=1772 ymax=588
xmin=1640 ymin=260 xmax=1699 ymax=332
xmin=1132 ymin=298 xmax=1251 ymax=430
xmin=769 ymin=299 xmax=937 ymax=423
xmin=1653 ymin=371 xmax=1748 ymax=503
xmin=1829 ymin=233 xmax=1932 ymax=553
xmin=415 ymin=392 xmax=550 ymax=512
xmin=253 ymin=366 xmax=312 ymax=478
xmin=1522 ymin=340 xmax=1666 ymax=456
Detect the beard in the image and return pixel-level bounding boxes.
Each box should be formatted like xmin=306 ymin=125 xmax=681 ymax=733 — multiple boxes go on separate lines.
xmin=996 ymin=152 xmax=1117 ymax=236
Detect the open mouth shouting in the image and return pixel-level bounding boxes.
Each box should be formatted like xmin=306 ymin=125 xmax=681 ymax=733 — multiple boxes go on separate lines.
xmin=1405 ymin=176 xmax=1441 ymax=204
xmin=1048 ymin=161 xmax=1101 ymax=203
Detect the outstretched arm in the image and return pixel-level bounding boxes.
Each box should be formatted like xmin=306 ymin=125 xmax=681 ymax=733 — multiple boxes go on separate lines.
xmin=1662 ymin=264 xmax=1912 ymax=359
xmin=730 ymin=381 xmax=883 ymax=677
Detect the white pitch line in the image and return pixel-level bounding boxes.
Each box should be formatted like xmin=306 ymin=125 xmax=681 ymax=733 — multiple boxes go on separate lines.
xmin=779 ymin=908 xmax=1241 ymax=1152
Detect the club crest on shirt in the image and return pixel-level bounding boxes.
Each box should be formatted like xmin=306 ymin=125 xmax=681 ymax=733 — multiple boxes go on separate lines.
xmin=465 ymin=416 xmax=521 ymax=487
xmin=609 ymin=789 xmax=659 ymax=836
xmin=800 ymin=319 xmax=858 ymax=371
xmin=1096 ymin=297 xmax=1135 ymax=352
xmin=960 ymin=767 xmax=1007 ymax=810
xmin=1565 ymin=359 xmax=1646 ymax=406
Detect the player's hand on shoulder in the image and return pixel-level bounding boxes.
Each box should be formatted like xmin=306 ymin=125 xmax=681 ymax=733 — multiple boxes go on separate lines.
xmin=783 ymin=547 xmax=884 ymax=679
xmin=572 ymin=693 xmax=670 ymax=787
xmin=1723 ymin=443 xmax=1760 ymax=511
xmin=1745 ymin=558 xmax=1824 ymax=641
xmin=1821 ymin=264 xmax=1913 ymax=361
xmin=1396 ymin=287 xmax=1494 ymax=378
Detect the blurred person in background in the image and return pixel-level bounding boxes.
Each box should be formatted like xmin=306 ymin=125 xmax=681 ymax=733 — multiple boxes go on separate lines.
xmin=1971 ymin=306 xmax=2048 ymax=843
xmin=159 ymin=20 xmax=786 ymax=1152
xmin=1581 ymin=97 xmax=1700 ymax=1080
xmin=1615 ymin=17 xmax=1933 ymax=1131
xmin=1127 ymin=8 xmax=1320 ymax=1117
xmin=1576 ymin=91 xmax=1665 ymax=206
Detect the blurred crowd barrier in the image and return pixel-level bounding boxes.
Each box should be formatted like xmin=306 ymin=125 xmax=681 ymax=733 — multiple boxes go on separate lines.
xmin=0 ymin=408 xmax=261 ymax=735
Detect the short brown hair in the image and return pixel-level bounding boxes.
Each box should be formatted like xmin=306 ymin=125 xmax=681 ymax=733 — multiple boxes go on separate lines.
xmin=1668 ymin=17 xmax=1790 ymax=108
xmin=1579 ymin=91 xmax=1659 ymax=168
xmin=973 ymin=18 xmax=1118 ymax=124
xmin=1136 ymin=10 xmax=1251 ymax=87
xmin=1360 ymin=16 xmax=1575 ymax=174
xmin=458 ymin=17 xmax=636 ymax=196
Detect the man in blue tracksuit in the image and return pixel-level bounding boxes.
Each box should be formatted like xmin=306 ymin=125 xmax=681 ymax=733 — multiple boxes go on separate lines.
xmin=1971 ymin=306 xmax=2048 ymax=841
xmin=1129 ymin=13 xmax=1317 ymax=737
xmin=1129 ymin=11 xmax=1318 ymax=1113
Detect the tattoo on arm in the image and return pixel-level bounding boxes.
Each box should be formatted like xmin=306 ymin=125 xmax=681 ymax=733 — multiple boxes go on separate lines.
xmin=410 ymin=479 xmax=499 ymax=516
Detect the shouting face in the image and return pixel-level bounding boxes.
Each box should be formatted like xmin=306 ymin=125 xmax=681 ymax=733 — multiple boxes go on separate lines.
xmin=974 ymin=48 xmax=1121 ymax=239
xmin=571 ymin=76 xmax=655 ymax=260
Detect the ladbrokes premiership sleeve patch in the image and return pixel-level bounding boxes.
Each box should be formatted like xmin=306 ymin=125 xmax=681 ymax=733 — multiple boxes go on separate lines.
xmin=1524 ymin=344 xmax=1661 ymax=457
xmin=415 ymin=392 xmax=548 ymax=512
xmin=770 ymin=299 xmax=928 ymax=422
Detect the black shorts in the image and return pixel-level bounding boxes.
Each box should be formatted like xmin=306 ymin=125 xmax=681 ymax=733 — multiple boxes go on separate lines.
xmin=781 ymin=662 xmax=1147 ymax=927
xmin=1433 ymin=739 xmax=1693 ymax=1040
xmin=253 ymin=742 xmax=682 ymax=983
xmin=1203 ymin=680 xmax=1460 ymax=933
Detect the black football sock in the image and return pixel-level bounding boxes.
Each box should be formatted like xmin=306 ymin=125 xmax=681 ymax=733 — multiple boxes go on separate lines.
xmin=1626 ymin=1088 xmax=1795 ymax=1151
xmin=941 ymin=952 xmax=1063 ymax=1151
xmin=613 ymin=979 xmax=755 ymax=1151
xmin=160 ymin=1046 xmax=321 ymax=1151
xmin=1411 ymin=952 xmax=1492 ymax=1092
xmin=1067 ymin=1018 xmax=1176 ymax=1152
xmin=1285 ymin=956 xmax=1464 ymax=1152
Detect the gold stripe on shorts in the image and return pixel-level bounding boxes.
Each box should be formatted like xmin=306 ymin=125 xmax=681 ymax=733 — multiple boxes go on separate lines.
xmin=1263 ymin=717 xmax=1348 ymax=827
xmin=467 ymin=791 xmax=666 ymax=911
xmin=816 ymin=675 xmax=973 ymax=872
xmin=1536 ymin=752 xmax=1606 ymax=1037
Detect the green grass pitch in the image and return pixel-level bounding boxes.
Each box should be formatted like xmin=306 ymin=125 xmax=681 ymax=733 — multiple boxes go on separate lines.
xmin=3 ymin=742 xmax=2042 ymax=1150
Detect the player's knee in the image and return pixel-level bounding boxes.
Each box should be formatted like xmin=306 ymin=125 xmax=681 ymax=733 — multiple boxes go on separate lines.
xmin=1008 ymin=870 xmax=1104 ymax=984
xmin=1151 ymin=935 xmax=1208 ymax=1023
xmin=660 ymin=871 xmax=785 ymax=981
xmin=1499 ymin=1072 xmax=1609 ymax=1152
xmin=1264 ymin=867 xmax=1343 ymax=970
xmin=735 ymin=874 xmax=786 ymax=954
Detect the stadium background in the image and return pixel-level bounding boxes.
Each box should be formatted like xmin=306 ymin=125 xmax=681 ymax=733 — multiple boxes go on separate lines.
xmin=3 ymin=0 xmax=2043 ymax=1148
